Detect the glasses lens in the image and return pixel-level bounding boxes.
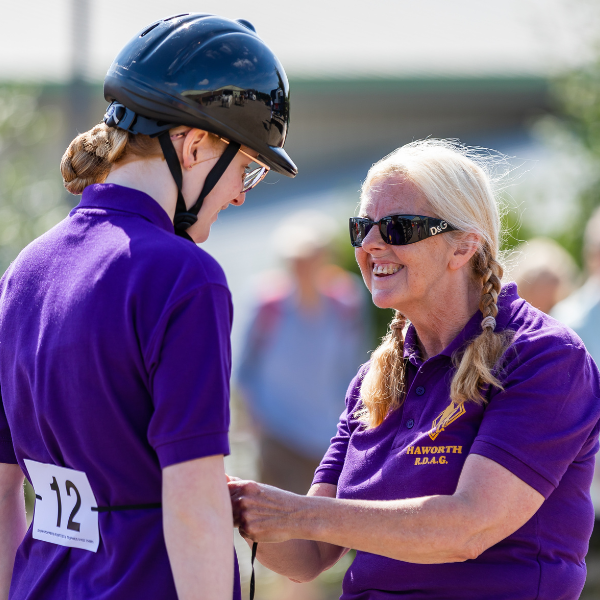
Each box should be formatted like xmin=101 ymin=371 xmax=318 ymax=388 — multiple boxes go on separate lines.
xmin=349 ymin=218 xmax=372 ymax=247
xmin=380 ymin=216 xmax=413 ymax=245
xmin=242 ymin=166 xmax=267 ymax=192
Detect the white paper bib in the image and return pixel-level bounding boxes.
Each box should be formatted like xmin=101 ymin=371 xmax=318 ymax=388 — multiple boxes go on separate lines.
xmin=24 ymin=459 xmax=100 ymax=553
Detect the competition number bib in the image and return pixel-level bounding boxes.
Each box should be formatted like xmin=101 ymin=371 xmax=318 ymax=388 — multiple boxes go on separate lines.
xmin=24 ymin=459 xmax=100 ymax=553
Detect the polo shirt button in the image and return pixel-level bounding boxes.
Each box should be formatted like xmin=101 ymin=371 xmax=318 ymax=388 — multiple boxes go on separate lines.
xmin=416 ymin=386 xmax=425 ymax=396
xmin=406 ymin=419 xmax=414 ymax=429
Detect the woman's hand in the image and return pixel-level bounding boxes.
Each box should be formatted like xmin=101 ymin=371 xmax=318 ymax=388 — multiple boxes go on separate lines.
xmin=228 ymin=479 xmax=305 ymax=543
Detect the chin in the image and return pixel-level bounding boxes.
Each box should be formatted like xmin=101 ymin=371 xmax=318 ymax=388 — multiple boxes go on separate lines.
xmin=194 ymin=232 xmax=209 ymax=244
xmin=371 ymin=290 xmax=403 ymax=310
xmin=187 ymin=223 xmax=210 ymax=244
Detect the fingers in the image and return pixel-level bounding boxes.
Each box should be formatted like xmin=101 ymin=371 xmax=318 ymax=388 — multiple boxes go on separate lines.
xmin=228 ymin=479 xmax=258 ymax=530
xmin=227 ymin=480 xmax=299 ymax=543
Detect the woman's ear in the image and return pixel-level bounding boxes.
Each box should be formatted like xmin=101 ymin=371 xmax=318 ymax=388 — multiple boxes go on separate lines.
xmin=181 ymin=129 xmax=217 ymax=169
xmin=449 ymin=232 xmax=480 ymax=271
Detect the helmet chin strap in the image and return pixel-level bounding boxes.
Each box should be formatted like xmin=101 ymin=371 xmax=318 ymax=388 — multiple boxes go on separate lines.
xmin=157 ymin=132 xmax=241 ymax=243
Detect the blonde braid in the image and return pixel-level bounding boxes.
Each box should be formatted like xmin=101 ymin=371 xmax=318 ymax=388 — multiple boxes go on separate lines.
xmin=61 ymin=122 xmax=163 ymax=195
xmin=450 ymin=245 xmax=512 ymax=405
xmin=356 ymin=310 xmax=408 ymax=429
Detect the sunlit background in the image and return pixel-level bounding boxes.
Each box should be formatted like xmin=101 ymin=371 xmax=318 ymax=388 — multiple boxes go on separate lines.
xmin=3 ymin=1 xmax=600 ymax=598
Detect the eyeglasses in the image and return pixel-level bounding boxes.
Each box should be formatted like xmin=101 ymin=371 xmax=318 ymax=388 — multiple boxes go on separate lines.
xmin=349 ymin=215 xmax=457 ymax=247
xmin=221 ymin=138 xmax=269 ymax=192
xmin=169 ymin=131 xmax=270 ymax=192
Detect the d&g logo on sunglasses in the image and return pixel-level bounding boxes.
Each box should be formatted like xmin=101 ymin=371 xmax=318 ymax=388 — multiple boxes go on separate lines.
xmin=430 ymin=221 xmax=449 ymax=236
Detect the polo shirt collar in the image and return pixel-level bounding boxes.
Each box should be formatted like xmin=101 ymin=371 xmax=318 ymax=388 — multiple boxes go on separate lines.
xmin=72 ymin=183 xmax=174 ymax=234
xmin=403 ymin=282 xmax=524 ymax=366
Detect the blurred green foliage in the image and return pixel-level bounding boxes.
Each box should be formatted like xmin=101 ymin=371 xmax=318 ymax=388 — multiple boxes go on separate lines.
xmin=549 ymin=59 xmax=600 ymax=264
xmin=0 ymin=85 xmax=69 ymax=274
xmin=0 ymin=84 xmax=69 ymax=521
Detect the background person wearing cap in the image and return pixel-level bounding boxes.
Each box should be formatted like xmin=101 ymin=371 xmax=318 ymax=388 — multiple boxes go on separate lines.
xmin=229 ymin=140 xmax=600 ymax=600
xmin=507 ymin=237 xmax=579 ymax=315
xmin=237 ymin=210 xmax=369 ymax=498
xmin=0 ymin=14 xmax=295 ymax=600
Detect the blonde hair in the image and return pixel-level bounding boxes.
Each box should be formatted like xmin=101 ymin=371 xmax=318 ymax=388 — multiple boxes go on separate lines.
xmin=60 ymin=122 xmax=164 ymax=195
xmin=357 ymin=139 xmax=512 ymax=429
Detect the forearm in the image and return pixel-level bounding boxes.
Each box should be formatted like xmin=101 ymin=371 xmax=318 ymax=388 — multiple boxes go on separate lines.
xmin=232 ymin=456 xmax=544 ymax=567
xmin=163 ymin=456 xmax=233 ymax=600
xmin=252 ymin=537 xmax=347 ymax=582
xmin=294 ymin=494 xmax=479 ymax=564
xmin=0 ymin=467 xmax=26 ymax=600
xmin=164 ymin=504 xmax=233 ymax=599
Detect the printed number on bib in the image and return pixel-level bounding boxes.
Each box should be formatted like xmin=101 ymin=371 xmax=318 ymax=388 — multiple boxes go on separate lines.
xmin=24 ymin=459 xmax=99 ymax=552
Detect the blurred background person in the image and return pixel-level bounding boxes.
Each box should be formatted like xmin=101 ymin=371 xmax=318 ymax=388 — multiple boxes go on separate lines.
xmin=237 ymin=210 xmax=370 ymax=498
xmin=235 ymin=211 xmax=370 ymax=599
xmin=552 ymin=208 xmax=600 ymax=361
xmin=552 ymin=206 xmax=600 ymax=548
xmin=508 ymin=237 xmax=580 ymax=314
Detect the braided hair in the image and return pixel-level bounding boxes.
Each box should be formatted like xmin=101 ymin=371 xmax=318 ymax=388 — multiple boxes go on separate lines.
xmin=60 ymin=123 xmax=163 ymax=195
xmin=356 ymin=311 xmax=407 ymax=428
xmin=450 ymin=246 xmax=511 ymax=405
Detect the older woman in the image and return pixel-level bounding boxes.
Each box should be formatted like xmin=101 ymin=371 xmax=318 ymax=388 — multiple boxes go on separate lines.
xmin=229 ymin=140 xmax=600 ymax=600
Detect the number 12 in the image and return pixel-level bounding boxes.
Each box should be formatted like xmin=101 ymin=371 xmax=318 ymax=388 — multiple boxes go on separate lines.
xmin=49 ymin=477 xmax=82 ymax=532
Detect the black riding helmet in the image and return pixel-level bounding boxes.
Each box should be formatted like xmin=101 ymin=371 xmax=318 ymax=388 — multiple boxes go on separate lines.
xmin=102 ymin=13 xmax=297 ymax=241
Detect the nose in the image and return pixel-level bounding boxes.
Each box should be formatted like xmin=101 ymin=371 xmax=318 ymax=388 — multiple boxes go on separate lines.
xmin=231 ymin=192 xmax=246 ymax=207
xmin=361 ymin=222 xmax=386 ymax=253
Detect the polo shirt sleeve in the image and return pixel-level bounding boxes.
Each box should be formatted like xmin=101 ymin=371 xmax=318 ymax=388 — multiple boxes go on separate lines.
xmin=313 ymin=367 xmax=365 ymax=486
xmin=470 ymin=333 xmax=600 ymax=499
xmin=146 ymin=283 xmax=233 ymax=469
xmin=0 ymin=388 xmax=17 ymax=464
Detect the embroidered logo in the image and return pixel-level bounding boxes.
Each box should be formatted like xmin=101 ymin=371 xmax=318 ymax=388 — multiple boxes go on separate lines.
xmin=429 ymin=401 xmax=465 ymax=441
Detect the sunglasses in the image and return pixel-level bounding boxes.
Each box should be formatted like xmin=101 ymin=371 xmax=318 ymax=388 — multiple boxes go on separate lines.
xmin=349 ymin=215 xmax=457 ymax=247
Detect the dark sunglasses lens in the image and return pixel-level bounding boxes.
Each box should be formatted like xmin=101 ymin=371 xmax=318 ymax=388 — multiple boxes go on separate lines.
xmin=380 ymin=217 xmax=413 ymax=245
xmin=242 ymin=166 xmax=267 ymax=192
xmin=349 ymin=219 xmax=370 ymax=247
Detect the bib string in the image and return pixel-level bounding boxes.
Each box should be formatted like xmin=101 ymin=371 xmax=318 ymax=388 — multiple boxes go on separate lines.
xmin=250 ymin=542 xmax=258 ymax=600
xmin=91 ymin=502 xmax=162 ymax=513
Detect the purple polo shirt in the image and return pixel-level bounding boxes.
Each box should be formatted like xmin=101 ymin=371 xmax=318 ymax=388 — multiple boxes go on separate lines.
xmin=0 ymin=184 xmax=241 ymax=600
xmin=314 ymin=283 xmax=600 ymax=600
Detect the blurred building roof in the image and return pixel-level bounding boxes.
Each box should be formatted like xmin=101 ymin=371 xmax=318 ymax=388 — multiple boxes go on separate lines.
xmin=0 ymin=0 xmax=595 ymax=82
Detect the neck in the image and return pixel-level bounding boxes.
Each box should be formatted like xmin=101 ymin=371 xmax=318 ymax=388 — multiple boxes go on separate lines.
xmin=404 ymin=278 xmax=482 ymax=361
xmin=104 ymin=158 xmax=178 ymax=220
xmin=296 ymin=280 xmax=321 ymax=311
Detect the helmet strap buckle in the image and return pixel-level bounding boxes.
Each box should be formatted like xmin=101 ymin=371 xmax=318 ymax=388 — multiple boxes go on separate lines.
xmin=158 ymin=132 xmax=240 ymax=242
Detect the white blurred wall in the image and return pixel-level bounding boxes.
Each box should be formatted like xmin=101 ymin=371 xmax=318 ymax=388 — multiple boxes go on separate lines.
xmin=1 ymin=0 xmax=597 ymax=81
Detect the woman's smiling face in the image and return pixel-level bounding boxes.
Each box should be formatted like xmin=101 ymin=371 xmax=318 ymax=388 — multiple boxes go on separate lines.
xmin=355 ymin=176 xmax=457 ymax=314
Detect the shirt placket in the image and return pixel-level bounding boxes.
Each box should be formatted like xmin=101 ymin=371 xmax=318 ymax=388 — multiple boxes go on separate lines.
xmin=392 ymin=359 xmax=437 ymax=450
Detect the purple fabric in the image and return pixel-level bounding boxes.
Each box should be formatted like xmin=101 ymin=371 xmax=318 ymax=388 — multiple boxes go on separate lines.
xmin=0 ymin=184 xmax=241 ymax=600
xmin=314 ymin=283 xmax=600 ymax=600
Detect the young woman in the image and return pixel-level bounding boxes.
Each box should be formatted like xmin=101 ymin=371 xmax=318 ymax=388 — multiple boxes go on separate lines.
xmin=229 ymin=140 xmax=600 ymax=600
xmin=0 ymin=14 xmax=295 ymax=600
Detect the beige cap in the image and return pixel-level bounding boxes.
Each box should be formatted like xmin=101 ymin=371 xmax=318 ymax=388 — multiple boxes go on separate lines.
xmin=272 ymin=210 xmax=338 ymax=260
